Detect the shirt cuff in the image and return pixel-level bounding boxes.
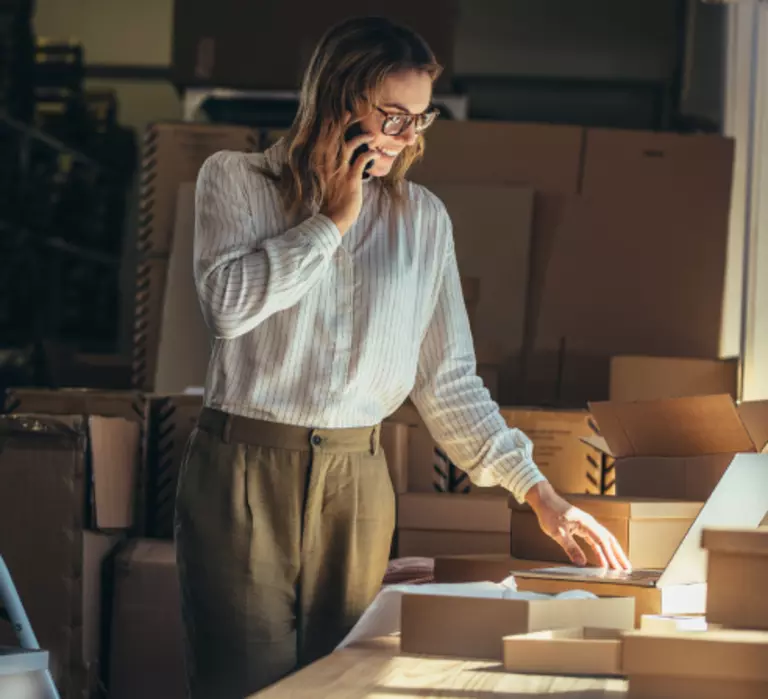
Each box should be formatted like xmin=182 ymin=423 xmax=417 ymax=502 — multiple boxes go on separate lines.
xmin=302 ymin=213 xmax=342 ymax=258
xmin=502 ymin=463 xmax=549 ymax=504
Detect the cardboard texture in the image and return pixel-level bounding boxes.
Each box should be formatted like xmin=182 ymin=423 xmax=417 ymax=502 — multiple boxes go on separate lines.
xmin=510 ymin=495 xmax=702 ymax=568
xmin=433 ymin=554 xmax=567 ymax=584
xmin=610 ymin=355 xmax=740 ymax=402
xmin=703 ymin=528 xmax=768 ymax=631
xmin=0 ymin=413 xmax=139 ymax=531
xmin=513 ymin=452 xmax=768 ymax=625
xmin=144 ymin=394 xmax=203 ymax=538
xmin=525 ymin=129 xmax=734 ymax=405
xmin=427 ymin=184 xmax=534 ymax=396
xmin=400 ymin=593 xmax=634 ymax=660
xmin=153 ymin=182 xmax=212 ymax=394
xmin=109 ymin=540 xmax=186 ymax=699
xmin=172 ymin=0 xmax=457 ymax=92
xmin=502 ymin=627 xmax=624 ymax=677
xmin=136 ymin=122 xmax=258 ymax=257
xmin=0 ymin=422 xmax=121 ymax=698
xmin=391 ymin=403 xmax=604 ymax=496
xmin=622 ymin=629 xmax=768 ymax=699
xmin=133 ymin=257 xmax=169 ymax=392
xmin=397 ymin=493 xmax=510 ymax=558
xmin=588 ymin=395 xmax=768 ymax=501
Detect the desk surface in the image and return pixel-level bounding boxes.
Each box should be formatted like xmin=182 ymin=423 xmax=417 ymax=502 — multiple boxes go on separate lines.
xmin=252 ymin=637 xmax=628 ymax=698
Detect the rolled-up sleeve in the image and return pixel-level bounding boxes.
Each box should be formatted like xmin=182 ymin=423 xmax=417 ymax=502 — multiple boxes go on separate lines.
xmin=194 ymin=150 xmax=342 ymax=339
xmin=409 ymin=211 xmax=547 ymax=503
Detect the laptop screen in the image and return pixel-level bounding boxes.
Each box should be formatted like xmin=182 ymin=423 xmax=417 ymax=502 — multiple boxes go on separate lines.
xmin=658 ymin=453 xmax=768 ymax=587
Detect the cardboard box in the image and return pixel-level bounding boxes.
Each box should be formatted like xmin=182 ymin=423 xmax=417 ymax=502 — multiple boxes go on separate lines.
xmin=509 ymin=495 xmax=703 ymax=568
xmin=433 ymin=554 xmax=567 ymax=584
xmin=526 ymin=129 xmax=734 ymax=405
xmin=586 ymin=394 xmax=768 ymax=501
xmin=427 ymin=184 xmax=534 ymax=397
xmin=400 ymin=592 xmax=634 ymax=660
xmin=171 ymin=1 xmax=457 ymax=92
xmin=640 ymin=614 xmax=710 ymax=634
xmin=622 ymin=629 xmax=768 ymax=699
xmin=109 ymin=540 xmax=186 ymax=699
xmin=392 ymin=403 xmax=604 ymax=496
xmin=396 ymin=493 xmax=510 ymax=558
xmin=703 ymin=528 xmax=768 ymax=631
xmin=0 ymin=456 xmax=121 ymax=699
xmin=136 ymin=122 xmax=258 ymax=257
xmin=4 ymin=388 xmax=146 ymax=426
xmin=0 ymin=413 xmax=139 ymax=531
xmin=502 ymin=627 xmax=624 ymax=677
xmin=143 ymin=394 xmax=203 ymax=538
xmin=133 ymin=257 xmax=169 ymax=393
xmin=610 ymin=355 xmax=739 ymax=402
xmin=512 ymin=453 xmax=768 ymax=626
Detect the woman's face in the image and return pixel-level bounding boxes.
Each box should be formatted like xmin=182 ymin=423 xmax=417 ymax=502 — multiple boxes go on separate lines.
xmin=356 ymin=69 xmax=433 ymax=178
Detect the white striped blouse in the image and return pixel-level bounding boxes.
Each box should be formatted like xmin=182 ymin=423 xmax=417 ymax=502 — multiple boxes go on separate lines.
xmin=193 ymin=140 xmax=546 ymax=502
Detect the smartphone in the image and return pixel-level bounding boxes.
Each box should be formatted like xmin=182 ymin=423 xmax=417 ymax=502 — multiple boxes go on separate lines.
xmin=345 ymin=122 xmax=374 ymax=180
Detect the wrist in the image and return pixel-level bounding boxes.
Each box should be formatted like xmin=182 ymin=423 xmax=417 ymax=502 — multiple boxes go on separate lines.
xmin=524 ymin=480 xmax=561 ymax=512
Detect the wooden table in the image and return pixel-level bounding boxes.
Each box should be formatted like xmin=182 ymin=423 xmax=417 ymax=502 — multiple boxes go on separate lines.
xmin=251 ymin=637 xmax=628 ymax=698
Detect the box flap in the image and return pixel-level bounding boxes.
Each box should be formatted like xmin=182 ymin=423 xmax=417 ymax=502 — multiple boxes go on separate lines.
xmin=659 ymin=453 xmax=768 ymax=586
xmin=588 ymin=395 xmax=756 ymax=458
xmin=89 ymin=417 xmax=141 ymax=530
xmin=579 ymin=434 xmax=613 ymax=456
xmin=5 ymin=388 xmax=145 ymax=424
xmin=736 ymin=400 xmax=768 ymax=452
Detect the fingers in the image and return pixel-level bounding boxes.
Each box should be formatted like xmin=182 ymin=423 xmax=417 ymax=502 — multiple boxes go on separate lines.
xmin=343 ymin=133 xmax=375 ymax=164
xmin=556 ymin=531 xmax=587 ymax=567
xmin=611 ymin=535 xmax=633 ymax=571
xmin=576 ymin=521 xmax=632 ymax=571
xmin=352 ymin=149 xmax=378 ymax=179
xmin=576 ymin=530 xmax=608 ymax=568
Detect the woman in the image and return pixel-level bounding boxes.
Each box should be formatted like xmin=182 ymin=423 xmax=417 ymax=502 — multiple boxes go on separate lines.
xmin=175 ymin=15 xmax=630 ymax=699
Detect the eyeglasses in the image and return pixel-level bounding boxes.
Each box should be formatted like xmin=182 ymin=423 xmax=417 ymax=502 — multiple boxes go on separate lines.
xmin=376 ymin=105 xmax=440 ymax=136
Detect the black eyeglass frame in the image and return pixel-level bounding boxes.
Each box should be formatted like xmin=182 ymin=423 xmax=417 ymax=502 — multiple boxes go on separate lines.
xmin=374 ymin=105 xmax=440 ymax=136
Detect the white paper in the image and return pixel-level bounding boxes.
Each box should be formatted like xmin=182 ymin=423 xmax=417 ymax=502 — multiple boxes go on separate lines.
xmin=336 ymin=575 xmax=597 ymax=650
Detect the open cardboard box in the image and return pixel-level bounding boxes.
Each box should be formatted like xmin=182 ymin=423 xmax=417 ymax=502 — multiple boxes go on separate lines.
xmin=702 ymin=527 xmax=768 ymax=631
xmin=502 ymin=627 xmax=624 ymax=677
xmin=583 ymin=394 xmax=768 ymax=501
xmin=400 ymin=592 xmax=634 ymax=661
xmin=396 ymin=493 xmax=510 ymax=558
xmin=622 ymin=628 xmax=768 ymax=699
xmin=512 ymin=453 xmax=768 ymax=625
xmin=509 ymin=494 xmax=702 ymax=568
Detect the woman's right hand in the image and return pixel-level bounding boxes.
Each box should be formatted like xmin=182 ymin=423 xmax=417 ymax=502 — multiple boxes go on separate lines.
xmin=321 ymin=133 xmax=378 ymax=236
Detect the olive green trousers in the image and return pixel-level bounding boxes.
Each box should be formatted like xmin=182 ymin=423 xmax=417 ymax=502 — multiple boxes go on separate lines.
xmin=174 ymin=408 xmax=395 ymax=698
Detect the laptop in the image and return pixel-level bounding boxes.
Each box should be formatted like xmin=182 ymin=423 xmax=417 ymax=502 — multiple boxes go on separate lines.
xmin=513 ymin=453 xmax=768 ymax=589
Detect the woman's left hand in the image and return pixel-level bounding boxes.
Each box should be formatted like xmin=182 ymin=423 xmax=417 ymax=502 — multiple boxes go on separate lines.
xmin=525 ymin=481 xmax=632 ymax=570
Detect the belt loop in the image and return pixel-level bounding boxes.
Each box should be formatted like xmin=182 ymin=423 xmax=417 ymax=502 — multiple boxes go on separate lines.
xmin=222 ymin=414 xmax=232 ymax=444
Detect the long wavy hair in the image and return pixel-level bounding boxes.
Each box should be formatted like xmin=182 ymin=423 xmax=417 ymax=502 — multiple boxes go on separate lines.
xmin=264 ymin=16 xmax=442 ymax=219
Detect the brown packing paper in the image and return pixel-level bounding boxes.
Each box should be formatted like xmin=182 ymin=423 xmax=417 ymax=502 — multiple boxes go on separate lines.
xmin=400 ymin=593 xmax=634 ymax=660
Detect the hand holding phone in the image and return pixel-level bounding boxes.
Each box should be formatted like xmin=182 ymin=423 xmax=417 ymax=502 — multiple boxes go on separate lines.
xmin=320 ymin=125 xmax=377 ymax=235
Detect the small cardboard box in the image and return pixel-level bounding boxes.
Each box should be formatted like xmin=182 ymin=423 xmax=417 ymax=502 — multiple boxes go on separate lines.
xmin=109 ymin=540 xmax=186 ymax=699
xmin=400 ymin=592 xmax=634 ymax=660
xmin=585 ymin=394 xmax=768 ymax=501
xmin=609 ymin=355 xmax=739 ymax=402
xmin=396 ymin=493 xmax=510 ymax=558
xmin=509 ymin=495 xmax=703 ymax=568
xmin=512 ymin=453 xmax=768 ymax=626
xmin=502 ymin=627 xmax=624 ymax=677
xmin=703 ymin=527 xmax=768 ymax=631
xmin=434 ymin=554 xmax=566 ymax=584
xmin=391 ymin=402 xmax=603 ymax=496
xmin=622 ymin=629 xmax=768 ymax=699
